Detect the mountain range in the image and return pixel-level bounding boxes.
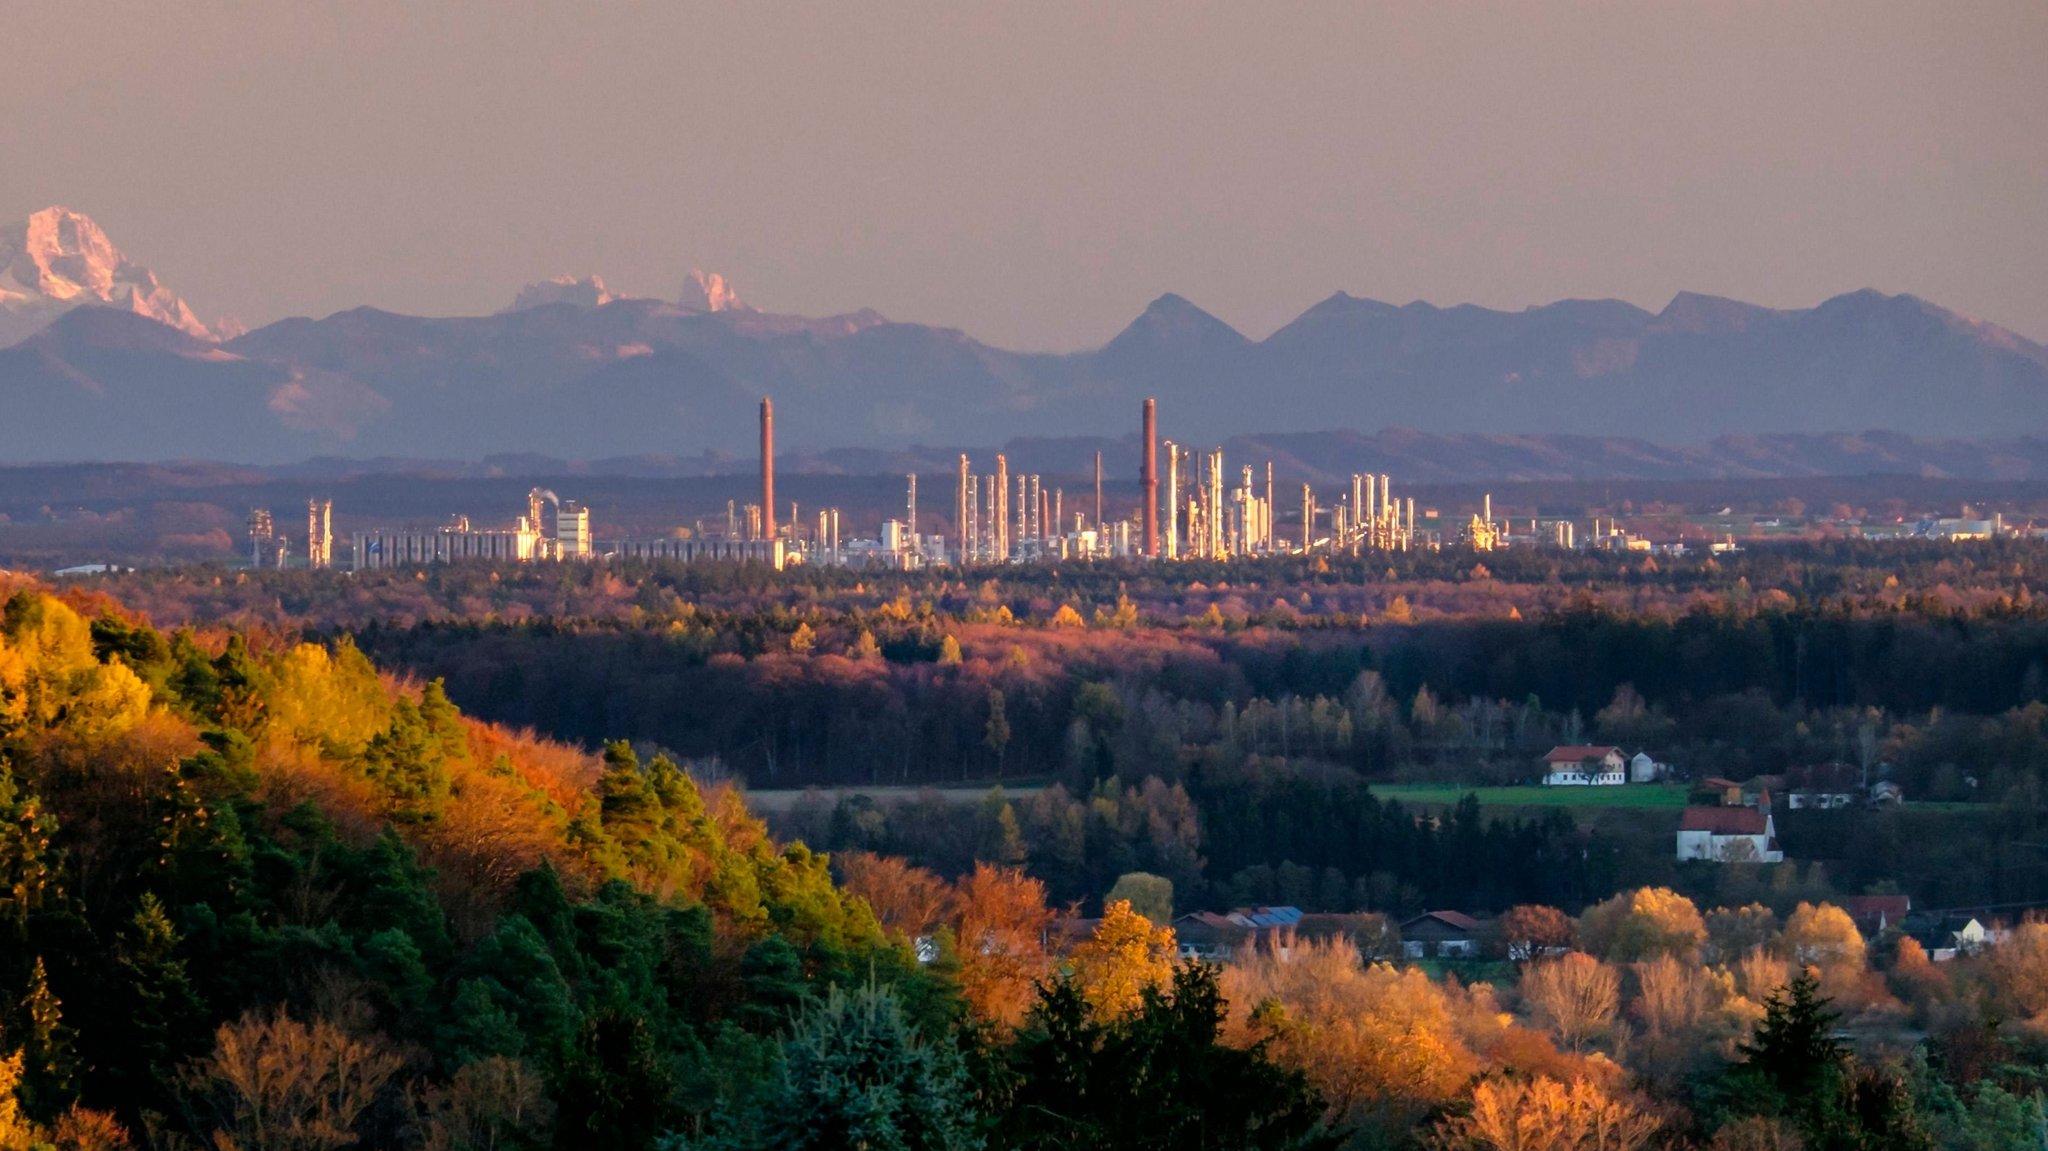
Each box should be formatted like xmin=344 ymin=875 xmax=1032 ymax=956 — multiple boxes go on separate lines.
xmin=4 ymin=207 xmax=2047 ymax=465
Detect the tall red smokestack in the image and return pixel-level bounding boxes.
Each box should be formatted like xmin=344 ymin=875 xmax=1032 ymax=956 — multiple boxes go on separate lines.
xmin=760 ymin=397 xmax=776 ymax=541
xmin=1142 ymin=398 xmax=1159 ymax=557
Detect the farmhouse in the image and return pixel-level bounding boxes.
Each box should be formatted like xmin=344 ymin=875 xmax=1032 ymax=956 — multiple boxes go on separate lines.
xmin=1541 ymin=745 xmax=1627 ymax=786
xmin=1399 ymin=910 xmax=1488 ymax=958
xmin=1676 ymin=806 xmax=1784 ymax=862
xmin=1172 ymin=907 xmax=1398 ymax=963
xmin=1783 ymin=762 xmax=1861 ymax=809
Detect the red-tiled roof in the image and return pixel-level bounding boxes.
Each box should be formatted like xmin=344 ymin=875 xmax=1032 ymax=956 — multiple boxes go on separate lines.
xmin=1402 ymin=909 xmax=1483 ymax=932
xmin=1843 ymin=894 xmax=1910 ymax=922
xmin=1679 ymin=807 xmax=1770 ymax=834
xmin=1543 ymin=745 xmax=1623 ymax=763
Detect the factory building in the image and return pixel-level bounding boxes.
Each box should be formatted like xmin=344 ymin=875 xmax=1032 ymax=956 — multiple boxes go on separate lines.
xmin=354 ymin=519 xmax=542 ymax=569
xmin=609 ymin=537 xmax=787 ymax=568
xmin=555 ymin=501 xmax=591 ymax=559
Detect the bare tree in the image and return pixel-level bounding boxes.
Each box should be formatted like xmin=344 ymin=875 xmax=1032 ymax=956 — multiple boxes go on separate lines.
xmin=1520 ymin=952 xmax=1620 ymax=1055
xmin=1435 ymin=1076 xmax=1661 ymax=1151
xmin=412 ymin=1057 xmax=554 ymax=1151
xmin=179 ymin=1011 xmax=403 ymax=1151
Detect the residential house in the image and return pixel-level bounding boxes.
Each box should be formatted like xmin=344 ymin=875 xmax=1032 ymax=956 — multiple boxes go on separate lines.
xmin=1542 ymin=745 xmax=1627 ymax=786
xmin=1676 ymin=806 xmax=1784 ymax=862
xmin=1173 ymin=912 xmax=1251 ymax=962
xmin=1399 ymin=910 xmax=1487 ymax=958
xmin=1694 ymin=776 xmax=1783 ymax=809
xmin=1696 ymin=777 xmax=1747 ymax=806
xmin=1869 ymin=780 xmax=1904 ymax=805
xmin=1906 ymin=915 xmax=1992 ymax=961
xmin=1842 ymin=894 xmax=1911 ymax=935
xmin=1784 ymin=763 xmax=1861 ymax=809
xmin=1630 ymin=752 xmax=1664 ymax=783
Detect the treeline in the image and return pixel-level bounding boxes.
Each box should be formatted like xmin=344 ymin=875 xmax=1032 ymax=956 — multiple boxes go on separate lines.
xmin=780 ymin=779 xmax=1624 ymax=918
xmin=348 ymin=603 xmax=2048 ymax=782
xmin=86 ymin=536 xmax=2048 ymax=636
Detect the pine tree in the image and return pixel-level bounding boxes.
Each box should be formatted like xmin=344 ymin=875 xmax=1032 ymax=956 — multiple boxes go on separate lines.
xmin=1739 ymin=969 xmax=1844 ymax=1102
xmin=17 ymin=957 xmax=75 ymax=1112
xmin=114 ymin=894 xmax=206 ymax=1083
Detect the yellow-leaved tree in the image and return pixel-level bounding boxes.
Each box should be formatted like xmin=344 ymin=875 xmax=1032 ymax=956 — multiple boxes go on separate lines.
xmin=60 ymin=660 xmax=153 ymax=743
xmin=1 ymin=593 xmax=97 ymax=730
xmin=0 ymin=635 xmax=28 ymax=738
xmin=0 ymin=1048 xmax=39 ymax=1150
xmin=1780 ymin=901 xmax=1866 ymax=967
xmin=263 ymin=640 xmax=393 ymax=753
xmin=1576 ymin=887 xmax=1707 ymax=962
xmin=1067 ymin=899 xmax=1175 ymax=1021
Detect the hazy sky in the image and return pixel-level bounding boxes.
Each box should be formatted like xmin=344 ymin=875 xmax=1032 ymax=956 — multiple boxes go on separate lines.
xmin=4 ymin=2 xmax=2044 ymax=348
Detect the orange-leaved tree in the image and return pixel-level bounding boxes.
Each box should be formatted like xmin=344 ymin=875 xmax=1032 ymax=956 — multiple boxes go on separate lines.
xmin=1223 ymin=936 xmax=1478 ymax=1139
xmin=950 ymin=862 xmax=1055 ymax=1029
xmin=836 ymin=851 xmax=952 ymax=942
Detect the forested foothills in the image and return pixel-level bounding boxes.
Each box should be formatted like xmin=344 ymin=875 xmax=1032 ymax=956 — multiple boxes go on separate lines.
xmin=10 ymin=540 xmax=2048 ymax=1148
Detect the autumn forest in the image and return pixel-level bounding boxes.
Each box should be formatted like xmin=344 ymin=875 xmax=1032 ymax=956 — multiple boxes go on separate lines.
xmin=4 ymin=539 xmax=2048 ymax=1149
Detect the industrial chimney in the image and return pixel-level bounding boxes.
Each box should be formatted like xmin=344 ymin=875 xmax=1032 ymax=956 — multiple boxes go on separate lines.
xmin=760 ymin=397 xmax=776 ymax=541
xmin=1142 ymin=398 xmax=1159 ymax=557
xmin=1094 ymin=451 xmax=1104 ymax=531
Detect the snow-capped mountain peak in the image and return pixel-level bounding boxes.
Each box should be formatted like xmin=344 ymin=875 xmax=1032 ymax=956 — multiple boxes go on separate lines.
xmin=0 ymin=206 xmax=215 ymax=347
xmin=680 ymin=269 xmax=749 ymax=313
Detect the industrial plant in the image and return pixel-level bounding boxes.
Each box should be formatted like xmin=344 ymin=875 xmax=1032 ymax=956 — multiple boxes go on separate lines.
xmin=252 ymin=396 xmax=1590 ymax=573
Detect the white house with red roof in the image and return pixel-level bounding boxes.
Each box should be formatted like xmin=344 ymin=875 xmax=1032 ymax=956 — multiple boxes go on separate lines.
xmin=1677 ymin=806 xmax=1784 ymax=862
xmin=1541 ymin=745 xmax=1628 ymax=786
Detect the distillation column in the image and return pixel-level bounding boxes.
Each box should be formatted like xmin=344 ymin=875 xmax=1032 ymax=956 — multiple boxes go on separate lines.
xmin=1141 ymin=398 xmax=1159 ymax=558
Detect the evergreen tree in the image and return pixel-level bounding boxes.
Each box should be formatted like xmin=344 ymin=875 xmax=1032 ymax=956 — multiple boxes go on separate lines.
xmin=702 ymin=983 xmax=983 ymax=1151
xmin=103 ymin=893 xmax=208 ymax=1108
xmin=16 ymin=957 xmax=74 ymax=1116
xmin=1738 ymin=970 xmax=1845 ymax=1106
xmin=554 ymin=1010 xmax=676 ymax=1149
xmin=1001 ymin=965 xmax=1328 ymax=1151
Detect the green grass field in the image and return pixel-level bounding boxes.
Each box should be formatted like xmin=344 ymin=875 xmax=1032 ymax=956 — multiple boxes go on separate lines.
xmin=1369 ymin=783 xmax=1693 ymax=810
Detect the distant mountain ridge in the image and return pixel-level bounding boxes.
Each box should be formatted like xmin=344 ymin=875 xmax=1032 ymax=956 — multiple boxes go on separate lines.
xmin=3 ymin=207 xmax=2047 ymax=463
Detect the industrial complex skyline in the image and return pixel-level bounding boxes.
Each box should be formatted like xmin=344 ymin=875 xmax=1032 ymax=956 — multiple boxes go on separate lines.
xmin=317 ymin=395 xmax=1651 ymax=575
